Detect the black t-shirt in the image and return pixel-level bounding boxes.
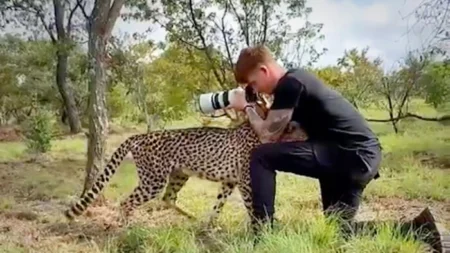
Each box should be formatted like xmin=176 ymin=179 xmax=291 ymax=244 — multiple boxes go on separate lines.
xmin=271 ymin=68 xmax=380 ymax=151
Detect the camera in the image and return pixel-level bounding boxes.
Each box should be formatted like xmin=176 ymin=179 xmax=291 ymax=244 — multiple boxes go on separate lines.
xmin=197 ymin=85 xmax=257 ymax=114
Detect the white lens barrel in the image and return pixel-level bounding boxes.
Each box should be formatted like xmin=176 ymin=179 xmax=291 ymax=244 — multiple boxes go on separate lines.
xmin=198 ymin=90 xmax=236 ymax=114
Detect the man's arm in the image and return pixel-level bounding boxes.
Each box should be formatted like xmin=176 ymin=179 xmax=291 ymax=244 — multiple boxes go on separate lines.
xmin=245 ymin=107 xmax=294 ymax=143
xmin=243 ymin=74 xmax=303 ymax=143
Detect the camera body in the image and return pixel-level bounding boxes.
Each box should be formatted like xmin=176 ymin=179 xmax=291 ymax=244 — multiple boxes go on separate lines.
xmin=197 ymin=86 xmax=257 ymax=114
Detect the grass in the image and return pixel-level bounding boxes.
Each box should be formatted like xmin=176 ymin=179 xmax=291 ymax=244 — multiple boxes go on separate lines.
xmin=0 ymin=141 xmax=26 ymax=162
xmin=103 ymin=218 xmax=427 ymax=253
xmin=0 ymin=100 xmax=449 ymax=252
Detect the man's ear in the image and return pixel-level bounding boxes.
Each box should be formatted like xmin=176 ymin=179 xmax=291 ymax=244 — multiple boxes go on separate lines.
xmin=260 ymin=65 xmax=268 ymax=75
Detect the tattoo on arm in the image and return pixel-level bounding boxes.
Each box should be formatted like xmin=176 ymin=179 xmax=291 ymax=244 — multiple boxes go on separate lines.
xmin=261 ymin=111 xmax=292 ymax=143
xmin=268 ymin=116 xmax=290 ymax=132
xmin=245 ymin=107 xmax=293 ymax=143
xmin=245 ymin=107 xmax=264 ymax=125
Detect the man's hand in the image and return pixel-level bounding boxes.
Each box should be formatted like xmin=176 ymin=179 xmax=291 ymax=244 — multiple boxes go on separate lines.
xmin=229 ymin=87 xmax=249 ymax=111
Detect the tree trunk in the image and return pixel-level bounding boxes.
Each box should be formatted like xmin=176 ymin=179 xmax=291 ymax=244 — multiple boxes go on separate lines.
xmin=56 ymin=51 xmax=82 ymax=133
xmin=137 ymin=67 xmax=151 ymax=133
xmin=80 ymin=0 xmax=125 ymax=200
xmin=81 ymin=30 xmax=109 ymax=198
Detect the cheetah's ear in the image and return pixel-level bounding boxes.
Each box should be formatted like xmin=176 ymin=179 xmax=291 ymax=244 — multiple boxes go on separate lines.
xmin=259 ymin=93 xmax=273 ymax=108
xmin=254 ymin=101 xmax=268 ymax=120
xmin=254 ymin=93 xmax=271 ymax=120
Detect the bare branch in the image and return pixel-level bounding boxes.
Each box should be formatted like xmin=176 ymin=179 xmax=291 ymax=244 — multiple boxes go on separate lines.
xmin=89 ymin=0 xmax=109 ymax=33
xmin=259 ymin=0 xmax=268 ymax=44
xmin=97 ymin=0 xmax=111 ymax=26
xmin=366 ymin=112 xmax=450 ymax=122
xmin=228 ymin=0 xmax=249 ymax=46
xmin=37 ymin=9 xmax=57 ymax=43
xmin=187 ymin=0 xmax=209 ymax=51
xmin=76 ymin=0 xmax=89 ymax=20
xmin=243 ymin=2 xmax=251 ymax=46
xmin=214 ymin=1 xmax=233 ymax=71
xmin=10 ymin=0 xmax=57 ymax=42
xmin=187 ymin=0 xmax=225 ymax=86
xmin=66 ymin=0 xmax=79 ymax=35
xmin=104 ymin=0 xmax=126 ymax=39
xmin=177 ymin=36 xmax=205 ymax=51
xmin=53 ymin=0 xmax=66 ymax=40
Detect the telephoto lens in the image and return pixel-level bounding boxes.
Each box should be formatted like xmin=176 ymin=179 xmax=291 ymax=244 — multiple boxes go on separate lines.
xmin=197 ymin=90 xmax=232 ymax=114
xmin=197 ymin=86 xmax=258 ymax=114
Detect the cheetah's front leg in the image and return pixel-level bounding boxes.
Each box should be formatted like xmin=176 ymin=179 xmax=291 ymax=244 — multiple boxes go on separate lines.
xmin=203 ymin=182 xmax=236 ymax=229
xmin=238 ymin=173 xmax=259 ymax=233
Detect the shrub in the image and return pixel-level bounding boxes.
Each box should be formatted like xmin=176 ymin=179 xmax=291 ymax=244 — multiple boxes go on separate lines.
xmin=23 ymin=109 xmax=54 ymax=153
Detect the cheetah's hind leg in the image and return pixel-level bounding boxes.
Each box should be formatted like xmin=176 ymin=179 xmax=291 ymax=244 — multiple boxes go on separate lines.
xmin=118 ymin=167 xmax=170 ymax=226
xmin=146 ymin=170 xmax=196 ymax=220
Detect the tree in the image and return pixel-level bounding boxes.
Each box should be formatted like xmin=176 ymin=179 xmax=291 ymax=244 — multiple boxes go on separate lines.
xmin=336 ymin=47 xmax=384 ymax=109
xmin=412 ymin=0 xmax=449 ymax=55
xmin=127 ymin=0 xmax=326 ymax=120
xmin=145 ymin=42 xmax=220 ymax=122
xmin=0 ymin=35 xmax=56 ymax=124
xmin=78 ymin=0 xmax=126 ymax=197
xmin=108 ymin=35 xmax=159 ymax=131
xmin=372 ymin=52 xmax=430 ymax=133
xmin=0 ymin=0 xmax=85 ymax=133
xmin=309 ymin=65 xmax=347 ymax=88
xmin=420 ymin=60 xmax=450 ymax=109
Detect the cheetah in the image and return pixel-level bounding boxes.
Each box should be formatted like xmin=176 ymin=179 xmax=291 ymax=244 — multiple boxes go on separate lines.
xmin=64 ymin=104 xmax=308 ymax=228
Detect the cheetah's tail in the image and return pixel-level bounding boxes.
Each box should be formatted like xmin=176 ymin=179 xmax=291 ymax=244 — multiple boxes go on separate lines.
xmin=64 ymin=136 xmax=137 ymax=220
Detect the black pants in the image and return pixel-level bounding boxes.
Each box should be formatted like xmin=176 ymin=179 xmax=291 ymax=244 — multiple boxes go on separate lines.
xmin=249 ymin=140 xmax=381 ymax=227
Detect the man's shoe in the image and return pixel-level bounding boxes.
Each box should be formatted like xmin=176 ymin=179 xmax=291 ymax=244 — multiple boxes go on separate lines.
xmin=412 ymin=207 xmax=450 ymax=253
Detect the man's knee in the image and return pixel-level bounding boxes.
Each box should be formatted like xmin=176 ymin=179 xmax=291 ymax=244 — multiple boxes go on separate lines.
xmin=249 ymin=143 xmax=279 ymax=178
xmin=250 ymin=143 xmax=278 ymax=161
xmin=322 ymin=183 xmax=364 ymax=221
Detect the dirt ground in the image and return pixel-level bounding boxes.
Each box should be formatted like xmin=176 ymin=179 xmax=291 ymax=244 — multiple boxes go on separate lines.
xmin=1 ymin=122 xmax=449 ymax=252
xmin=1 ymin=187 xmax=449 ymax=252
xmin=0 ymin=126 xmax=22 ymax=142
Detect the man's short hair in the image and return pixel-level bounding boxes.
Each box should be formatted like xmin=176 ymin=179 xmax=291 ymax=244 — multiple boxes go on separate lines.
xmin=234 ymin=45 xmax=275 ymax=84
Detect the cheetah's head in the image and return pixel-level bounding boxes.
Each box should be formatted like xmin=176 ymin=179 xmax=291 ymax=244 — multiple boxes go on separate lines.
xmin=230 ymin=88 xmax=271 ymax=128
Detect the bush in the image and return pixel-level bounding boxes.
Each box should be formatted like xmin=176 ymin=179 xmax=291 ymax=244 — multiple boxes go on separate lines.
xmin=23 ymin=109 xmax=54 ymax=153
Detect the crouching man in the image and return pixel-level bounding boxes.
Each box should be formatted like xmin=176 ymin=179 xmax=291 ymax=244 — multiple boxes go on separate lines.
xmin=228 ymin=45 xmax=448 ymax=253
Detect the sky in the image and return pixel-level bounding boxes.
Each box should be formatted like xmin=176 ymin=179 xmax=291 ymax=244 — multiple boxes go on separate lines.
xmin=113 ymin=0 xmax=430 ymax=70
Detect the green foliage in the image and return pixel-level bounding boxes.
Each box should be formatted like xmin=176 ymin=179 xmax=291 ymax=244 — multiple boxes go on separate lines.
xmin=337 ymin=47 xmax=384 ymax=108
xmin=145 ymin=43 xmax=219 ymax=121
xmin=108 ymin=37 xmax=221 ymax=123
xmin=390 ymin=54 xmax=427 ymax=101
xmin=107 ymin=84 xmax=132 ymax=119
xmin=0 ymin=34 xmax=90 ymax=126
xmin=128 ymin=0 xmax=326 ymax=91
xmin=420 ymin=61 xmax=450 ymax=108
xmin=66 ymin=48 xmax=90 ymax=114
xmin=0 ymin=35 xmax=56 ymax=124
xmin=23 ymin=109 xmax=54 ymax=154
xmin=310 ymin=66 xmax=346 ymax=88
xmin=1 ymin=15 xmax=449 ymax=132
